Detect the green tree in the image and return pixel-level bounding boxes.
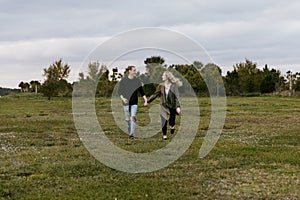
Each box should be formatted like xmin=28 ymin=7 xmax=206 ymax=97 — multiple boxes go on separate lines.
xmin=260 ymin=65 xmax=283 ymax=94
xmin=76 ymin=62 xmax=101 ymax=96
xmin=110 ymin=67 xmax=123 ymax=82
xmin=30 ymin=80 xmax=41 ymax=93
xmin=285 ymin=71 xmax=300 ymax=96
xmin=97 ymin=65 xmax=110 ymax=97
xmin=225 ymin=69 xmax=239 ymax=95
xmin=75 ymin=62 xmax=117 ymax=97
xmin=295 ymin=72 xmax=300 ymax=91
xmin=201 ymin=63 xmax=223 ymax=96
xmin=18 ymin=81 xmax=25 ymax=92
xmin=143 ymin=56 xmax=166 ymax=95
xmin=18 ymin=81 xmax=30 ymax=92
xmin=87 ymin=61 xmax=100 ymax=82
xmin=295 ymin=80 xmax=300 ymax=91
xmin=170 ymin=63 xmax=206 ymax=96
xmin=235 ymin=59 xmax=261 ymax=93
xmin=225 ymin=60 xmax=288 ymax=95
xmin=42 ymin=59 xmax=71 ymax=100
xmin=225 ymin=59 xmax=262 ymax=95
xmin=193 ymin=61 xmax=203 ymax=70
xmin=144 ymin=56 xmax=166 ymax=83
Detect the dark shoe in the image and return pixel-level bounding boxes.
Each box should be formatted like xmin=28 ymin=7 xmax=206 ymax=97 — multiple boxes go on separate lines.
xmin=129 ymin=135 xmax=134 ymax=140
xmin=170 ymin=128 xmax=175 ymax=134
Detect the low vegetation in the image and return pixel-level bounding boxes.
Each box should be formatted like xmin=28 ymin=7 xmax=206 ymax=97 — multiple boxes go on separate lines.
xmin=0 ymin=93 xmax=299 ymax=199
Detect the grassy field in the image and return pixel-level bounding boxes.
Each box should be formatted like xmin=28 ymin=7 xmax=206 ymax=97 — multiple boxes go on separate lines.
xmin=0 ymin=93 xmax=300 ymax=199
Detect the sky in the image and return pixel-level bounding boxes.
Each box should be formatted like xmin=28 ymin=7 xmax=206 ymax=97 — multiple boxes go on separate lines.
xmin=1 ymin=0 xmax=300 ymax=88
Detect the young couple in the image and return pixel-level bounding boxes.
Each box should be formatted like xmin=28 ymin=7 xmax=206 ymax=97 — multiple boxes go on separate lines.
xmin=118 ymin=66 xmax=182 ymax=140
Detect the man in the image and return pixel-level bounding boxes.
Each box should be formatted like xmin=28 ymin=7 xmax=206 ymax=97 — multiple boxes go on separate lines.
xmin=118 ymin=66 xmax=148 ymax=139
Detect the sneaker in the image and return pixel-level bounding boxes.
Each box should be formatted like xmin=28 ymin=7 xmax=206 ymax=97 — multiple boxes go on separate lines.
xmin=163 ymin=135 xmax=167 ymax=140
xmin=129 ymin=135 xmax=134 ymax=140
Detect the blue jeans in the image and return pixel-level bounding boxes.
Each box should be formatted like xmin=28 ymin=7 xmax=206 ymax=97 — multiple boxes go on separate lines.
xmin=123 ymin=105 xmax=138 ymax=136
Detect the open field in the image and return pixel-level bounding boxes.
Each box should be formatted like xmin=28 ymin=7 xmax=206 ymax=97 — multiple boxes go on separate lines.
xmin=1 ymin=94 xmax=300 ymax=199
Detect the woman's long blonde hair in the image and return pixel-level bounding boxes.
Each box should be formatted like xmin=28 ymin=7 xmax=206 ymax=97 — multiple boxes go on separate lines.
xmin=164 ymin=71 xmax=183 ymax=87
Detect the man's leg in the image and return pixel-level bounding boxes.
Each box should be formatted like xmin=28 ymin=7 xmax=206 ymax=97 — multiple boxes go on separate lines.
xmin=129 ymin=105 xmax=138 ymax=137
xmin=123 ymin=105 xmax=131 ymax=133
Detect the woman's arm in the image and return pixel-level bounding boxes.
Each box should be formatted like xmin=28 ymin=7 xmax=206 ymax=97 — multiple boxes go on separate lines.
xmin=173 ymin=85 xmax=180 ymax=108
xmin=147 ymin=85 xmax=162 ymax=104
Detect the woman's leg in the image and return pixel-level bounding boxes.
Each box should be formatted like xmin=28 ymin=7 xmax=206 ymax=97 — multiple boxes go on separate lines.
xmin=169 ymin=108 xmax=177 ymax=134
xmin=160 ymin=115 xmax=168 ymax=137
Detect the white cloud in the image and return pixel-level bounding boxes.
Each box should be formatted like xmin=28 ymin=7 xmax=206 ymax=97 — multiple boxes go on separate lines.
xmin=0 ymin=37 xmax=110 ymax=61
xmin=0 ymin=0 xmax=300 ymax=88
xmin=0 ymin=36 xmax=109 ymax=88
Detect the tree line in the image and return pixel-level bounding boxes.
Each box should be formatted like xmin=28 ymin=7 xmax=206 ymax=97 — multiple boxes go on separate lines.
xmin=17 ymin=57 xmax=300 ymax=99
xmin=0 ymin=87 xmax=20 ymax=96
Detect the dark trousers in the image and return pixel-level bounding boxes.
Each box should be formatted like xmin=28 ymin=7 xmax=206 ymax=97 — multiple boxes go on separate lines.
xmin=161 ymin=108 xmax=177 ymax=135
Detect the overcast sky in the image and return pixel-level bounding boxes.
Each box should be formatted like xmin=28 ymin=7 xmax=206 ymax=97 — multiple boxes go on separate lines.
xmin=1 ymin=0 xmax=300 ymax=88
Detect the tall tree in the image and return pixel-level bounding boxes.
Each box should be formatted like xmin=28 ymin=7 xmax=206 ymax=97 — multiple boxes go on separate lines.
xmin=193 ymin=61 xmax=203 ymax=70
xmin=201 ymin=63 xmax=223 ymax=96
xmin=234 ymin=59 xmax=261 ymax=93
xmin=170 ymin=63 xmax=207 ymax=96
xmin=225 ymin=59 xmax=262 ymax=95
xmin=295 ymin=72 xmax=300 ymax=92
xmin=18 ymin=82 xmax=30 ymax=92
xmin=42 ymin=59 xmax=71 ymax=100
xmin=87 ymin=61 xmax=100 ymax=82
xmin=30 ymin=80 xmax=41 ymax=93
xmin=260 ymin=65 xmax=283 ymax=94
xmin=18 ymin=81 xmax=25 ymax=92
xmin=225 ymin=69 xmax=239 ymax=95
xmin=97 ymin=65 xmax=110 ymax=96
xmin=285 ymin=71 xmax=300 ymax=96
xmin=75 ymin=62 xmax=115 ymax=97
xmin=144 ymin=56 xmax=166 ymax=83
xmin=143 ymin=56 xmax=166 ymax=95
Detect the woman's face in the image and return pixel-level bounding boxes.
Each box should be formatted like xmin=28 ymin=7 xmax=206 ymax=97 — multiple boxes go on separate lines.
xmin=162 ymin=73 xmax=167 ymax=81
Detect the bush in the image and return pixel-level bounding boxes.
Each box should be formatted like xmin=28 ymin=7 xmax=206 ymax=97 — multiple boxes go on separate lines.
xmin=241 ymin=92 xmax=261 ymax=97
xmin=0 ymin=183 xmax=11 ymax=198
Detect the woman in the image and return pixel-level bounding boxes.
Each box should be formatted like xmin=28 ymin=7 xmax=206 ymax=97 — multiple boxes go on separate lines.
xmin=118 ymin=66 xmax=148 ymax=139
xmin=147 ymin=71 xmax=182 ymax=140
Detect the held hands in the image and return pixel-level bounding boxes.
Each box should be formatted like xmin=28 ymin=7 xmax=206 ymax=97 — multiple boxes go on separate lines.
xmin=143 ymin=95 xmax=148 ymax=107
xmin=176 ymin=107 xmax=181 ymax=115
xmin=121 ymin=97 xmax=128 ymax=104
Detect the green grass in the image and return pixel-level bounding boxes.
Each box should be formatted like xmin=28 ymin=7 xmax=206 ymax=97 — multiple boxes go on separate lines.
xmin=0 ymin=94 xmax=300 ymax=199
